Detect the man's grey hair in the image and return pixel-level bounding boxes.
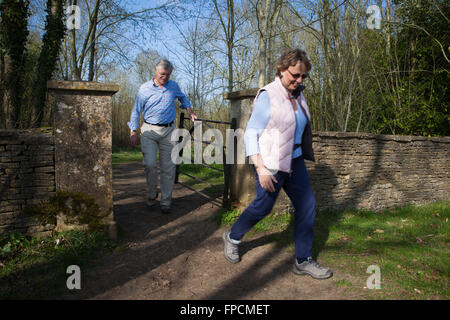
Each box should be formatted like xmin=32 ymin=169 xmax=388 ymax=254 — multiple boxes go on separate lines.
xmin=155 ymin=59 xmax=174 ymax=72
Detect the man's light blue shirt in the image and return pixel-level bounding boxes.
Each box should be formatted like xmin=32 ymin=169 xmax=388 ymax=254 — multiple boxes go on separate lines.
xmin=128 ymin=79 xmax=191 ymax=131
xmin=244 ymin=91 xmax=307 ymax=159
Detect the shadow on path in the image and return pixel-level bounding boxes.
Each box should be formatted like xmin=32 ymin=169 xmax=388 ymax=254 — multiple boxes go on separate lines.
xmin=60 ymin=162 xmax=222 ymax=299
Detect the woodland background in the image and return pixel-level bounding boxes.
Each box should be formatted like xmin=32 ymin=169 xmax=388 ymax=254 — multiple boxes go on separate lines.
xmin=0 ymin=0 xmax=448 ymax=147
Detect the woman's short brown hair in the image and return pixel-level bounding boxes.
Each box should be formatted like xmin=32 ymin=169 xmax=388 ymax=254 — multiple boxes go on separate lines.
xmin=275 ymin=49 xmax=311 ymax=76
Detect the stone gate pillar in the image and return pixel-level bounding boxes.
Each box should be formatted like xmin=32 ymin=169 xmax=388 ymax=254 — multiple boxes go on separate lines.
xmin=224 ymin=89 xmax=258 ymax=210
xmin=47 ymin=81 xmax=119 ymax=238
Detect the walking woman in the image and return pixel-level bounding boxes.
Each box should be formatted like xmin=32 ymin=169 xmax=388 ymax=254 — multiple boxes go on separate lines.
xmin=223 ymin=49 xmax=332 ymax=279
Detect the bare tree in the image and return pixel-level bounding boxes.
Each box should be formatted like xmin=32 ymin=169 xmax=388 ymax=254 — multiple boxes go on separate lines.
xmin=60 ymin=0 xmax=179 ymax=81
xmin=212 ymin=0 xmax=236 ymax=93
xmin=250 ymin=0 xmax=283 ymax=87
xmin=134 ymin=50 xmax=162 ymax=85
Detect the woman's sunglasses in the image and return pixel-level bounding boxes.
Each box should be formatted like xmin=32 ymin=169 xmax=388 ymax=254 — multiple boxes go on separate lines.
xmin=287 ymin=69 xmax=309 ymax=80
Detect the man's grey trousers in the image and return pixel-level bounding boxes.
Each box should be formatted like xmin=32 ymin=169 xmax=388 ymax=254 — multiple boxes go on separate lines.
xmin=140 ymin=122 xmax=176 ymax=207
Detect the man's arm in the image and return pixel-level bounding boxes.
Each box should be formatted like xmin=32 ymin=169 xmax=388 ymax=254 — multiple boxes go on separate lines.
xmin=128 ymin=87 xmax=146 ymax=147
xmin=174 ymin=82 xmax=197 ymax=121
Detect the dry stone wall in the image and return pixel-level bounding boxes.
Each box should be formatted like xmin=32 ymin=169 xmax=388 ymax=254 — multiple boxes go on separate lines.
xmin=0 ymin=129 xmax=55 ymax=236
xmin=230 ymin=132 xmax=450 ymax=213
xmin=307 ymin=132 xmax=450 ymax=212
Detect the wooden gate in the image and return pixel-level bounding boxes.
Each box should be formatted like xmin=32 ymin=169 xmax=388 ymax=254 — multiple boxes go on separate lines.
xmin=175 ymin=112 xmax=236 ymax=208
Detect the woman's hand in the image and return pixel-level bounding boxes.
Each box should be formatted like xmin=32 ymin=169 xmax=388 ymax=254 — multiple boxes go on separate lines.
xmin=250 ymin=154 xmax=278 ymax=192
xmin=256 ymin=166 xmax=278 ymax=193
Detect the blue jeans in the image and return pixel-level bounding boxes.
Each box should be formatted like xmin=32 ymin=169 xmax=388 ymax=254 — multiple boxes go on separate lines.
xmin=229 ymin=157 xmax=316 ymax=259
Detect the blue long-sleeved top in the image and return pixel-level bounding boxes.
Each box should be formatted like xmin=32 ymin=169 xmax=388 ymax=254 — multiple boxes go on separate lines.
xmin=127 ymin=79 xmax=191 ymax=131
xmin=244 ymin=91 xmax=307 ymax=159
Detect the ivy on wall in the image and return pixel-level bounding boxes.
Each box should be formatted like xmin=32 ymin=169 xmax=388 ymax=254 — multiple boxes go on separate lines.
xmin=0 ymin=0 xmax=30 ymax=129
xmin=0 ymin=0 xmax=65 ymax=129
xmin=32 ymin=0 xmax=66 ymax=127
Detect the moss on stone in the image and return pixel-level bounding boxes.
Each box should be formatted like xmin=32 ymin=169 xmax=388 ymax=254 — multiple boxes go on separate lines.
xmin=23 ymin=191 xmax=109 ymax=232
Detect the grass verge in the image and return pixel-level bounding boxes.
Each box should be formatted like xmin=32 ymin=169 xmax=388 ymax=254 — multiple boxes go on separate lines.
xmin=112 ymin=145 xmax=143 ymax=164
xmin=216 ymin=201 xmax=450 ymax=299
xmin=0 ymin=230 xmax=119 ymax=299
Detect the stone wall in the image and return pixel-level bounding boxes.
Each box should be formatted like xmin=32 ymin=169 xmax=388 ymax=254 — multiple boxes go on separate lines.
xmin=306 ymin=132 xmax=450 ymax=212
xmin=226 ymin=90 xmax=450 ymax=213
xmin=0 ymin=81 xmax=119 ymax=238
xmin=0 ymin=129 xmax=56 ymax=236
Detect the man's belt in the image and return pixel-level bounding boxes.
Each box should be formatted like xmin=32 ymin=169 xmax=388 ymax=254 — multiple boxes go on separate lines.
xmin=144 ymin=120 xmax=174 ymax=127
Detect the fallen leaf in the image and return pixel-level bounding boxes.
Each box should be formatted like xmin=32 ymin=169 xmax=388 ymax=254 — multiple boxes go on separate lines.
xmin=374 ymin=229 xmax=384 ymax=234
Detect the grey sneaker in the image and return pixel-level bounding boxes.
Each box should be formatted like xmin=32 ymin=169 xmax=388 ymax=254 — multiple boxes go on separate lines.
xmin=222 ymin=231 xmax=240 ymax=263
xmin=293 ymin=257 xmax=333 ymax=279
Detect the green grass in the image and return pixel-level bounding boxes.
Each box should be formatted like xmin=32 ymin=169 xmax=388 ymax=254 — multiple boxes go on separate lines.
xmin=215 ymin=208 xmax=292 ymax=235
xmin=0 ymin=230 xmax=119 ymax=299
xmin=178 ymin=163 xmax=224 ymax=197
xmin=112 ymin=145 xmax=143 ymax=164
xmin=216 ymin=201 xmax=450 ymax=299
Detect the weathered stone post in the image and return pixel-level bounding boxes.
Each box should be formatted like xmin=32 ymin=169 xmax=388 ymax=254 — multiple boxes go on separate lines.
xmin=224 ymin=89 xmax=258 ymax=210
xmin=47 ymin=81 xmax=119 ymax=239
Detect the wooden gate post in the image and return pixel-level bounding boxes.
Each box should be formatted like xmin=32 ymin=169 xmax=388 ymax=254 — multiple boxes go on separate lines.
xmin=175 ymin=112 xmax=185 ymax=184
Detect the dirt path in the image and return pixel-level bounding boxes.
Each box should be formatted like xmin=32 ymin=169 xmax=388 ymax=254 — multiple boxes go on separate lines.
xmin=61 ymin=162 xmax=369 ymax=300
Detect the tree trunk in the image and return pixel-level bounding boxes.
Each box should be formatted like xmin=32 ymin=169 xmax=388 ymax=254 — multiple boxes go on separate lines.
xmin=0 ymin=0 xmax=30 ymax=129
xmin=213 ymin=0 xmax=235 ymax=93
xmin=33 ymin=0 xmax=65 ymax=127
xmin=88 ymin=0 xmax=101 ymax=81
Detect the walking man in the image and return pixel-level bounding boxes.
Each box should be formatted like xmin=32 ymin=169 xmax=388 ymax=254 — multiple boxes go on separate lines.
xmin=128 ymin=59 xmax=197 ymax=213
